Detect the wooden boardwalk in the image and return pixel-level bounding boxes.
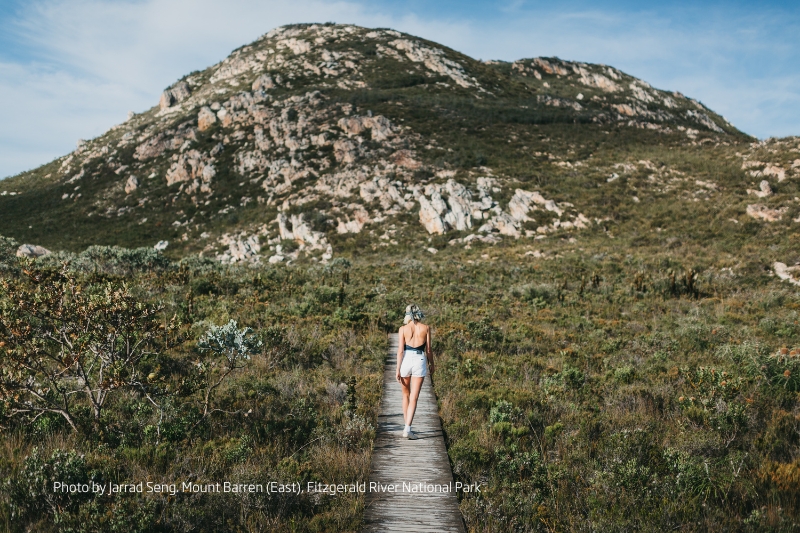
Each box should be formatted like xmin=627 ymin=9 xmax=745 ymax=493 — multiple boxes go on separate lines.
xmin=362 ymin=333 xmax=466 ymax=532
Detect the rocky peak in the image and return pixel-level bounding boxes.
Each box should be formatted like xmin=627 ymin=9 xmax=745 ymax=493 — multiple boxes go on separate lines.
xmin=0 ymin=23 xmax=754 ymax=263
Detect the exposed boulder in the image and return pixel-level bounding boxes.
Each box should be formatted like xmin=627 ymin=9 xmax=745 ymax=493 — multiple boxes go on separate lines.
xmin=252 ymin=74 xmax=275 ymax=92
xmin=124 ymin=175 xmax=139 ymax=194
xmin=389 ymin=39 xmax=481 ymax=90
xmin=440 ymin=180 xmax=473 ymax=231
xmin=491 ymin=212 xmax=520 ymax=237
xmin=337 ymin=115 xmax=394 ymax=141
xmin=16 ymin=244 xmax=51 ymax=258
xmin=333 ymin=139 xmax=358 ymax=164
xmin=360 ymin=178 xmax=410 ymax=211
xmin=747 ymin=204 xmax=787 ymax=222
xmin=276 ymin=213 xmax=327 ymax=250
xmin=508 ymin=189 xmax=541 ymax=221
xmin=134 ymin=133 xmax=169 ymax=160
xmin=774 ymin=262 xmax=800 ymax=286
xmin=573 ymin=65 xmax=621 ymax=92
xmin=390 ymin=150 xmax=421 ymax=169
xmin=418 ymin=195 xmax=447 ymax=234
xmin=336 ymin=205 xmax=371 ymax=234
xmin=685 ymin=110 xmax=723 ymax=133
xmin=417 ymin=180 xmax=483 ymax=234
xmin=533 ymin=58 xmax=569 ymax=76
xmin=159 ymin=81 xmax=191 ymax=110
xmin=165 ymin=149 xmax=216 ymax=195
xmin=217 ymin=233 xmax=261 ymax=264
xmin=763 ymin=164 xmax=786 ymax=182
xmin=197 ymin=106 xmax=217 ymax=132
xmin=747 ymin=180 xmax=772 ymax=198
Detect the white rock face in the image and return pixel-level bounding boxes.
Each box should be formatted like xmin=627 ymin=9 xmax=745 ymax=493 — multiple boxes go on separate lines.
xmin=159 ymin=81 xmax=191 ymax=110
xmin=389 ymin=39 xmax=482 ymax=90
xmin=333 ymin=139 xmax=358 ymax=163
xmin=360 ymin=178 xmax=410 ymax=211
xmin=337 ymin=115 xmax=394 ymax=141
xmin=747 ymin=204 xmax=787 ymax=222
xmin=217 ymin=233 xmax=261 ymax=264
xmin=276 ymin=213 xmax=328 ymax=250
xmin=629 ymin=82 xmax=654 ymax=102
xmin=165 ymin=150 xmax=216 ymax=196
xmin=774 ymin=262 xmax=800 ymax=286
xmin=197 ymin=106 xmax=217 ymax=132
xmin=418 ymin=195 xmax=447 ymax=234
xmin=252 ymin=74 xmax=275 ymax=91
xmin=508 ymin=189 xmax=540 ymax=221
xmin=278 ymin=38 xmax=311 ymax=55
xmin=573 ymin=65 xmax=621 ymax=92
xmin=747 ymin=180 xmax=772 ymax=198
xmin=417 ymin=179 xmax=495 ymax=234
xmin=685 ymin=110 xmax=723 ymax=133
xmin=762 ymin=164 xmax=786 ymax=182
xmin=492 ymin=212 xmax=520 ymax=237
xmin=533 ymin=58 xmax=569 ymax=75
xmin=440 ymin=180 xmax=473 ymax=231
xmin=337 ymin=205 xmax=371 ymax=234
xmin=210 ymin=55 xmax=260 ymax=84
xmin=16 ymin=244 xmax=51 ymax=258
xmin=124 ymin=175 xmax=139 ymax=194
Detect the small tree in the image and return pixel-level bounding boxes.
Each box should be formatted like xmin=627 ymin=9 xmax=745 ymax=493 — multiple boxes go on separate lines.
xmin=196 ymin=320 xmax=261 ymax=418
xmin=0 ymin=265 xmax=165 ymax=432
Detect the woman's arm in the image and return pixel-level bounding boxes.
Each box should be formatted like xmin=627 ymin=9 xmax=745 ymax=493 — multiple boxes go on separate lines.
xmin=396 ymin=326 xmax=404 ymax=382
xmin=426 ymin=326 xmax=434 ymax=374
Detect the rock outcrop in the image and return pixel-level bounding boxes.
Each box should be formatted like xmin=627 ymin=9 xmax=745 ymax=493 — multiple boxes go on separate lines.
xmin=217 ymin=233 xmax=262 ymax=264
xmin=774 ymin=262 xmax=800 ymax=286
xmin=197 ymin=106 xmax=217 ymax=131
xmin=746 ymin=180 xmax=772 ymax=198
xmin=124 ymin=175 xmax=139 ymax=194
xmin=747 ymin=204 xmax=787 ymax=222
xmin=4 ymin=23 xmax=739 ymax=264
xmin=159 ymin=82 xmax=191 ymax=110
xmin=16 ymin=244 xmax=51 ymax=258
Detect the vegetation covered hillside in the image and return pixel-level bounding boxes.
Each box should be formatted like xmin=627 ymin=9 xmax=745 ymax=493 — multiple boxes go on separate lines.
xmin=2 ymin=22 xmax=800 ymax=533
xmin=0 ymin=22 xmax=757 ymax=262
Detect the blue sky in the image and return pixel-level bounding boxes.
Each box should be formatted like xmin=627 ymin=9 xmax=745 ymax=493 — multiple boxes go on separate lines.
xmin=1 ymin=0 xmax=798 ymax=179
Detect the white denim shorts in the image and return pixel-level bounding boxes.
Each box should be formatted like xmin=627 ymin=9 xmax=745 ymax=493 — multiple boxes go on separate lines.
xmin=400 ymin=349 xmax=427 ymax=378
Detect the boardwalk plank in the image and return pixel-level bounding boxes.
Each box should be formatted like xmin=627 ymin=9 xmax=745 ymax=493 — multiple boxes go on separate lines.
xmin=362 ymin=334 xmax=465 ymax=533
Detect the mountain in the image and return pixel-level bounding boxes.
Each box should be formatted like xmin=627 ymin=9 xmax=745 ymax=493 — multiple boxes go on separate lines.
xmin=0 ymin=23 xmax=797 ymax=265
xmin=4 ymin=24 xmax=800 ymax=533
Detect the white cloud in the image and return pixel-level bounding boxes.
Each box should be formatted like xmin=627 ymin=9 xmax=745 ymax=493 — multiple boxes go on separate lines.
xmin=1 ymin=0 xmax=798 ymax=178
xmin=0 ymin=0 xmax=392 ymax=178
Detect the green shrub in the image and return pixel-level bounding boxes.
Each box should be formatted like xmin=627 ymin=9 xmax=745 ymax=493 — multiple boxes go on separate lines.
xmin=614 ymin=364 xmax=635 ymax=384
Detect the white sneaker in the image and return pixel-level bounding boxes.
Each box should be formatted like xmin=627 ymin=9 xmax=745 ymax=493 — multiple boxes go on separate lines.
xmin=402 ymin=429 xmax=408 ymax=438
xmin=406 ymin=430 xmax=419 ymax=440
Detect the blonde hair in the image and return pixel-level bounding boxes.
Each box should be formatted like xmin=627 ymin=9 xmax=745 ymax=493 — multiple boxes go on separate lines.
xmin=403 ymin=304 xmax=424 ymax=325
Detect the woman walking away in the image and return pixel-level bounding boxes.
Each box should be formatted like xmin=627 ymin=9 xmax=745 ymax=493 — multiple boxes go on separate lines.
xmin=396 ymin=304 xmax=433 ymax=439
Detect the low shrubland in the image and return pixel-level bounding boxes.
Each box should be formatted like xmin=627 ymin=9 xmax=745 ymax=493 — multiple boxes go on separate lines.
xmin=0 ymin=248 xmax=384 ymax=532
xmin=1 ymin=201 xmax=800 ymax=532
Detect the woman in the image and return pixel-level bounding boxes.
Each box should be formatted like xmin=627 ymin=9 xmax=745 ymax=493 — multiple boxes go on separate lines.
xmin=396 ymin=304 xmax=433 ymax=439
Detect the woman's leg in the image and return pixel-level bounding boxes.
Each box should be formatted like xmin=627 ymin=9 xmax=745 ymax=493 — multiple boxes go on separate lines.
xmin=405 ymin=377 xmax=424 ymax=426
xmin=400 ymin=376 xmax=411 ymax=420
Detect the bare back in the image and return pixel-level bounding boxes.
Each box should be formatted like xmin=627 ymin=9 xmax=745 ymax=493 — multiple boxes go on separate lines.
xmin=400 ymin=321 xmax=429 ymax=350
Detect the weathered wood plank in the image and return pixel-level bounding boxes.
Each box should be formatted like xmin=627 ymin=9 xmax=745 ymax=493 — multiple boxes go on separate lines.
xmin=362 ymin=334 xmax=465 ymax=532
